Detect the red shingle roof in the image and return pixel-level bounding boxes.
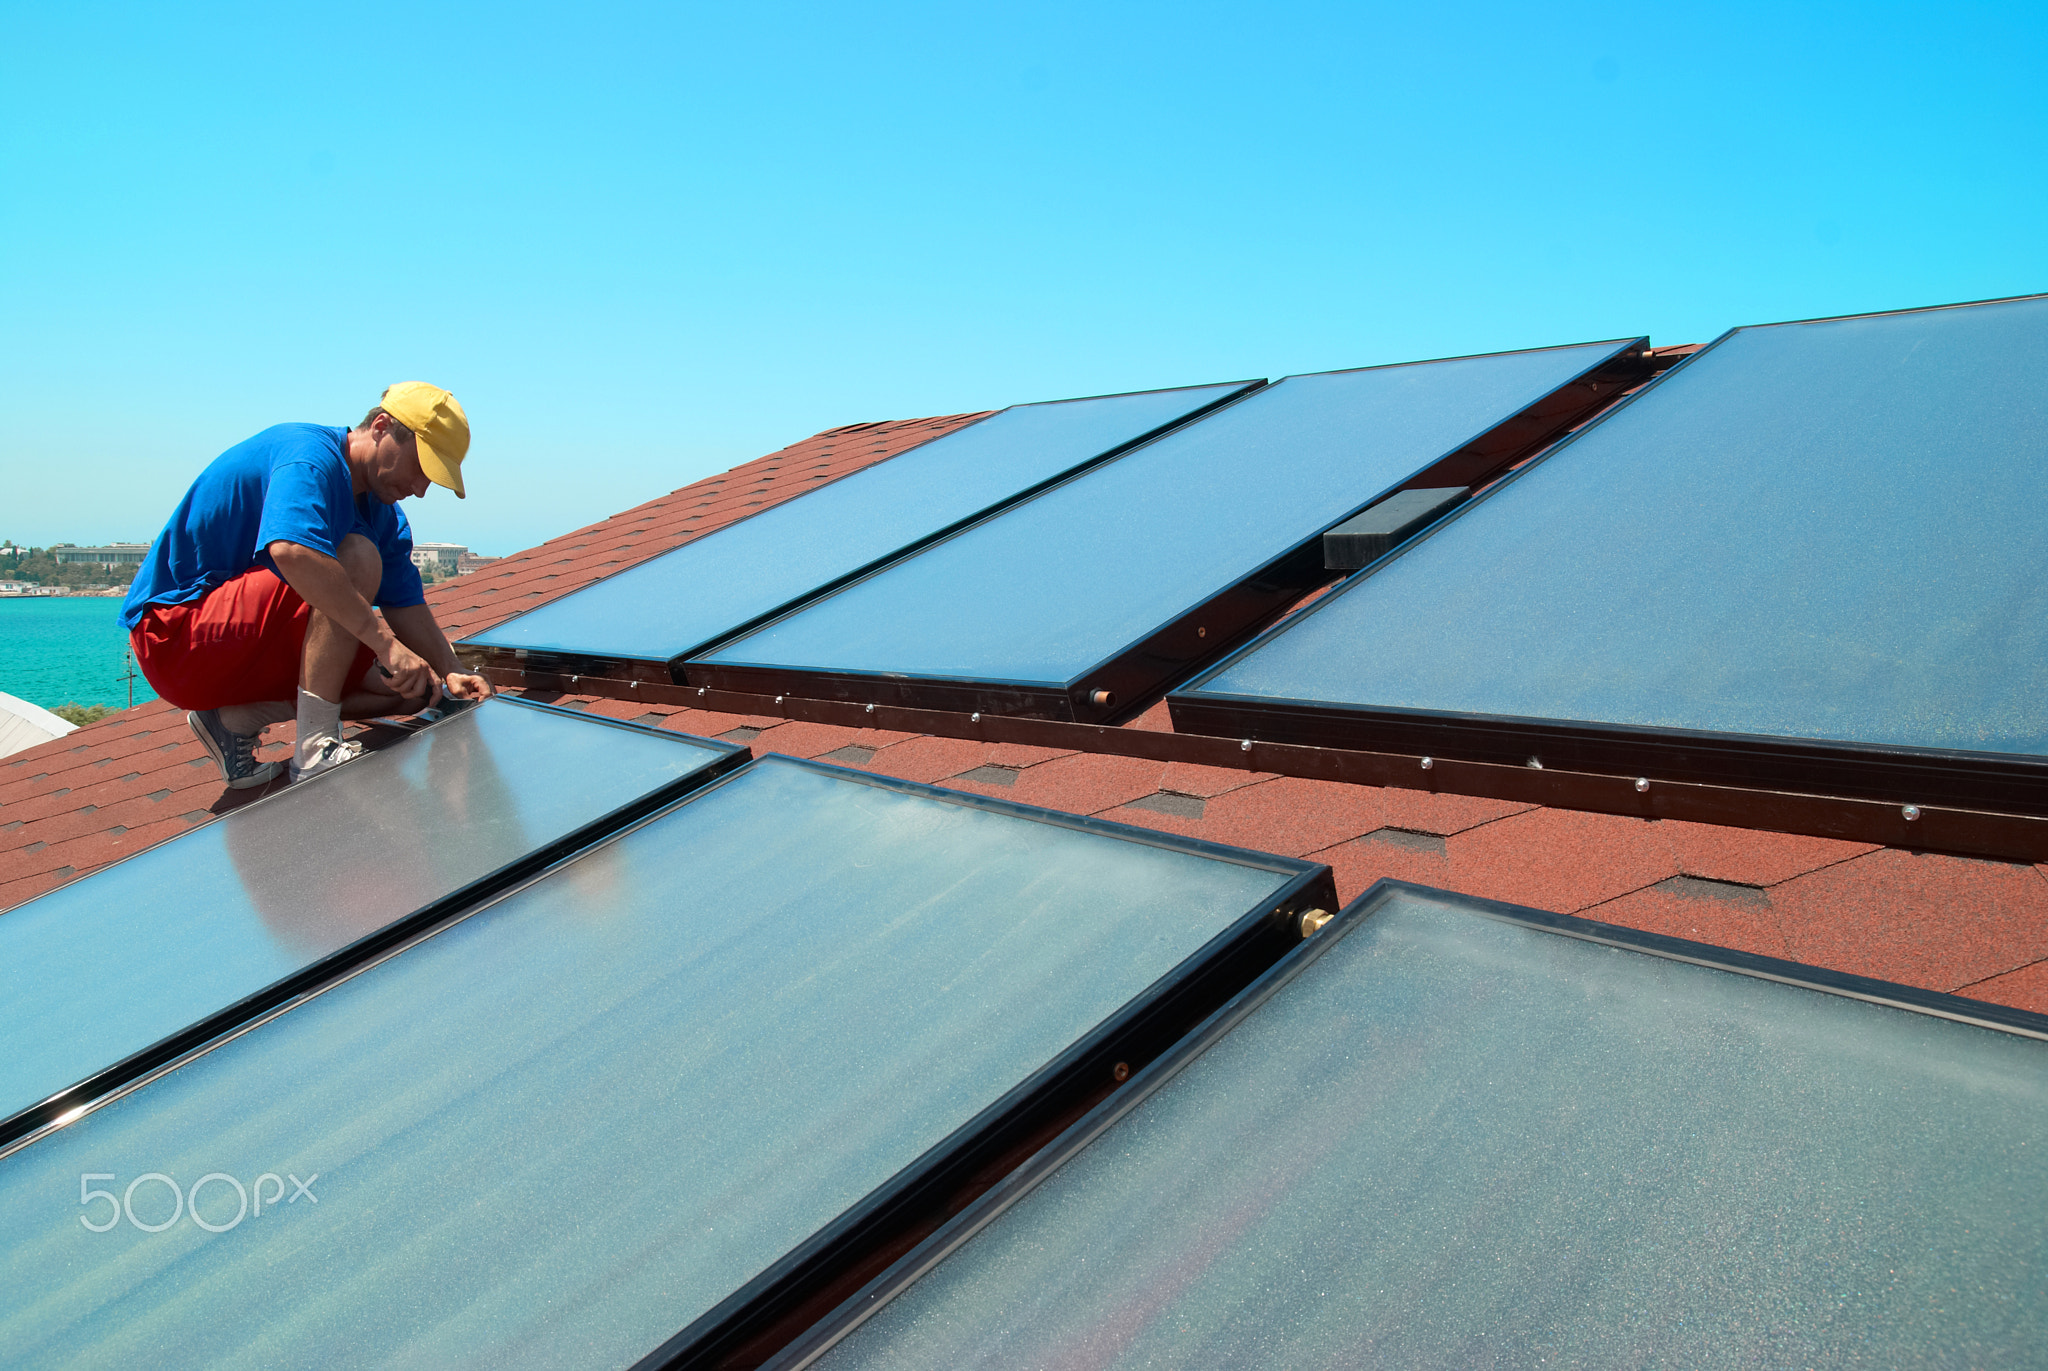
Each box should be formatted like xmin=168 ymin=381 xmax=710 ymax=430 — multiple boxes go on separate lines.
xmin=0 ymin=702 xmax=227 ymax=909
xmin=5 ymin=401 xmax=2043 ymax=1019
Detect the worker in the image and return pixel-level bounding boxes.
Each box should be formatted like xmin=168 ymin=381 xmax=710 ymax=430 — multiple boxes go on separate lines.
xmin=121 ymin=382 xmax=493 ymax=789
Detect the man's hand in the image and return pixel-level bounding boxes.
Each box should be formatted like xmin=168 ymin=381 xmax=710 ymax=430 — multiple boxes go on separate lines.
xmin=382 ymin=640 xmax=439 ymax=702
xmin=383 ymin=603 xmax=491 ymax=711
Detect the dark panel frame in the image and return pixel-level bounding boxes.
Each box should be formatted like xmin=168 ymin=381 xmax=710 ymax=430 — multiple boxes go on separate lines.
xmin=458 ymin=380 xmax=1265 ymax=683
xmin=686 ymin=339 xmax=1654 ymax=727
xmin=612 ymin=753 xmax=1338 ymax=1371
xmin=480 ymin=670 xmax=2048 ymax=864
xmin=760 ymin=876 xmax=2048 ymax=1369
xmin=1171 ymin=300 xmax=2048 ymax=817
xmin=1169 ymin=692 xmax=2048 ymax=817
xmin=0 ymin=696 xmax=749 ymax=1153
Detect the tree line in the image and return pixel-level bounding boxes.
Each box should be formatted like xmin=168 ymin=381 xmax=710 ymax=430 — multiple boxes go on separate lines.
xmin=0 ymin=544 xmax=138 ymax=591
xmin=3 ymin=544 xmax=466 ymax=588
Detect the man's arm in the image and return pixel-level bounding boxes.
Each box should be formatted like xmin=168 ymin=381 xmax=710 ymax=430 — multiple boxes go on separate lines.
xmin=269 ymin=540 xmax=437 ymax=700
xmin=384 ymin=603 xmax=494 ymax=701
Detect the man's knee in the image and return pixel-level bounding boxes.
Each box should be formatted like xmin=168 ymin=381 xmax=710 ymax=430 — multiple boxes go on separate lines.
xmin=337 ymin=534 xmax=381 ymax=597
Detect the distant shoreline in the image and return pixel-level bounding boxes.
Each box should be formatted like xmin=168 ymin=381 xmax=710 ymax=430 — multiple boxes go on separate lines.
xmin=0 ymin=590 xmax=127 ymax=599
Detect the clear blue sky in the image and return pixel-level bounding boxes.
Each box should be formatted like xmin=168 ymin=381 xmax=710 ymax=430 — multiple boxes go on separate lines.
xmin=3 ymin=2 xmax=2041 ymax=555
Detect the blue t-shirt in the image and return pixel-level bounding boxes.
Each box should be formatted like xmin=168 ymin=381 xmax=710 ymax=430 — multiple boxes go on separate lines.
xmin=121 ymin=424 xmax=427 ymax=630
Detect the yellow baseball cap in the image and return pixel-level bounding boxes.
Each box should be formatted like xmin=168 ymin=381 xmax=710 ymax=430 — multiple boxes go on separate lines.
xmin=380 ymin=381 xmax=471 ymax=499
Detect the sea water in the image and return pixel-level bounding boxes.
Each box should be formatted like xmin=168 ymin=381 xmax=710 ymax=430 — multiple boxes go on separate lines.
xmin=0 ymin=598 xmax=157 ymax=712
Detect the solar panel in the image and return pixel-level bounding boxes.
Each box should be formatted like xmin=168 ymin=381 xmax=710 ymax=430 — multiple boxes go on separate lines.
xmin=459 ymin=381 xmax=1258 ymax=677
xmin=0 ymin=755 xmax=1333 ymax=1370
xmin=691 ymin=339 xmax=1649 ymax=723
xmin=0 ymin=697 xmax=743 ymax=1148
xmin=784 ymin=882 xmax=2048 ymax=1370
xmin=1173 ymin=296 xmax=2048 ymax=814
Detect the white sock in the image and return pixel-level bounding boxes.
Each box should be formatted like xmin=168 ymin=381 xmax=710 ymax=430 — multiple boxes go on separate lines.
xmin=295 ymin=689 xmax=343 ymax=769
xmin=217 ymin=700 xmax=293 ymax=738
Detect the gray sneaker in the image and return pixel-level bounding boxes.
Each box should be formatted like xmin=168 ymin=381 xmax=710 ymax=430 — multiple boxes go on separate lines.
xmin=289 ymin=735 xmax=365 ymax=784
xmin=188 ymin=710 xmax=284 ymax=790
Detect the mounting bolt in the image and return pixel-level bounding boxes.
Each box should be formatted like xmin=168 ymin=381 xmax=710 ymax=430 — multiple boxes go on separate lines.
xmin=1297 ymin=908 xmax=1333 ymax=938
xmin=971 ymin=712 xmax=981 ymax=724
xmin=1090 ymin=688 xmax=1116 ymax=707
xmin=1526 ymin=756 xmax=1543 ymax=770
xmin=1111 ymin=1061 xmax=1131 ymax=1083
xmin=1240 ymin=739 xmax=1253 ymax=752
xmin=865 ymin=702 xmax=875 ymax=714
xmin=628 ymin=680 xmax=638 ymax=689
xmin=698 ymin=687 xmax=706 ymax=697
xmin=1634 ymin=777 xmax=1649 ymax=793
xmin=570 ymin=674 xmax=580 ymax=686
xmin=775 ymin=695 xmax=784 ymax=706
xmin=1198 ymin=626 xmax=1207 ymax=638
xmin=1420 ymin=756 xmax=1434 ymax=770
xmin=1902 ymin=804 xmax=1921 ymax=821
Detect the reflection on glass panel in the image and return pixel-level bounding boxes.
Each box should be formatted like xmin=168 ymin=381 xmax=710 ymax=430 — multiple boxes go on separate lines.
xmin=702 ymin=341 xmax=1634 ymax=686
xmin=0 ymin=758 xmax=1304 ymax=1371
xmin=464 ymin=381 xmax=1254 ymax=661
xmin=1192 ymin=297 xmax=2048 ymax=755
xmin=0 ymin=699 xmax=731 ymax=1123
xmin=809 ymin=888 xmax=2048 ymax=1370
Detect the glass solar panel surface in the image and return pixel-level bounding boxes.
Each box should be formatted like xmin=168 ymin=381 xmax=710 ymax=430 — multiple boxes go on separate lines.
xmin=806 ymin=886 xmax=2048 ymax=1370
xmin=1186 ymin=297 xmax=2048 ymax=757
xmin=0 ymin=756 xmax=1307 ymax=1370
xmin=698 ymin=341 xmax=1635 ymax=690
xmin=461 ymin=381 xmax=1255 ymax=663
xmin=0 ymin=698 xmax=735 ymax=1129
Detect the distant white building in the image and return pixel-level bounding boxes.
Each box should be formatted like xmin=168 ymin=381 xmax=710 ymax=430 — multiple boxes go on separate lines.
xmin=410 ymin=542 xmax=467 ymax=574
xmin=410 ymin=543 xmax=497 ymax=576
xmin=51 ymin=543 xmax=150 ymax=567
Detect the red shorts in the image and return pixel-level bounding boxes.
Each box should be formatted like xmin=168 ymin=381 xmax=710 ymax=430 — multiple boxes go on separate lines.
xmin=132 ymin=568 xmax=376 ymax=712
